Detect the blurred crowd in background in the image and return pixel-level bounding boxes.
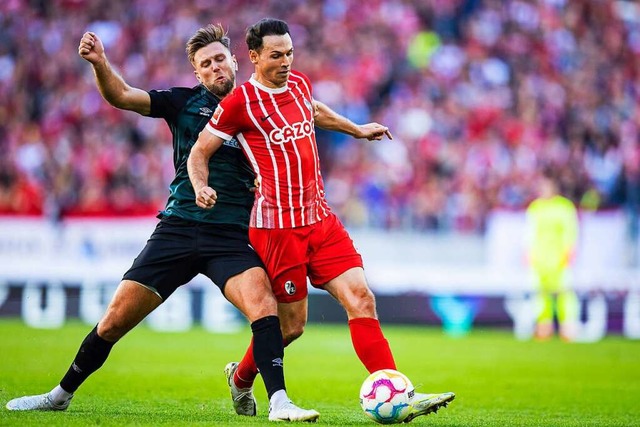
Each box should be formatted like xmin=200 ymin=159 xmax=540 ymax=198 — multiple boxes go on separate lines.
xmin=1 ymin=0 xmax=639 ymax=234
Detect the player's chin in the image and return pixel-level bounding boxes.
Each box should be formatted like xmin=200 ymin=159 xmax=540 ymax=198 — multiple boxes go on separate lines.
xmin=275 ymin=71 xmax=289 ymax=82
xmin=208 ymin=79 xmax=234 ymax=97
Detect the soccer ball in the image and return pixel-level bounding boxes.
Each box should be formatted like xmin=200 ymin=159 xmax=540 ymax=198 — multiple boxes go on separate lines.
xmin=359 ymin=369 xmax=414 ymax=424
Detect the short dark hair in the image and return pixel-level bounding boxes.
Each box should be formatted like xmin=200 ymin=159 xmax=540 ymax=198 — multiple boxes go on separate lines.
xmin=186 ymin=23 xmax=231 ymax=64
xmin=245 ymin=18 xmax=290 ymax=52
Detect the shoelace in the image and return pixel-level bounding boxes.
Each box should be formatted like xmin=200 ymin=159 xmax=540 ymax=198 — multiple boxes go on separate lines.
xmin=269 ymin=400 xmax=293 ymax=413
xmin=233 ymin=390 xmax=253 ymax=404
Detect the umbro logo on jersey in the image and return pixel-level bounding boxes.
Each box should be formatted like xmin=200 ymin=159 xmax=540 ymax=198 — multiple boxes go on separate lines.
xmin=272 ymin=357 xmax=284 ymax=367
xmin=284 ymin=280 xmax=296 ymax=295
xmin=269 ymin=120 xmax=313 ymax=145
xmin=260 ymin=113 xmax=273 ymax=122
xmin=199 ymin=107 xmax=213 ymax=116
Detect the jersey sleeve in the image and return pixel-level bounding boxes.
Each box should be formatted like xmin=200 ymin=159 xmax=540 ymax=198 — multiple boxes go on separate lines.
xmin=205 ymin=90 xmax=245 ymax=141
xmin=148 ymin=87 xmax=192 ymax=121
xmin=301 ymin=71 xmax=314 ymax=99
xmin=292 ymin=70 xmax=314 ymax=101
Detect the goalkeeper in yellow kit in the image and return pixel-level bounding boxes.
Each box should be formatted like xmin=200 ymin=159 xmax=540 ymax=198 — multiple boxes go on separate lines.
xmin=525 ymin=170 xmax=580 ymax=341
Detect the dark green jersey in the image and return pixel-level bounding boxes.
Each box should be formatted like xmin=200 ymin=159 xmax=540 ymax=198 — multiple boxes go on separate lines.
xmin=148 ymin=85 xmax=254 ymax=228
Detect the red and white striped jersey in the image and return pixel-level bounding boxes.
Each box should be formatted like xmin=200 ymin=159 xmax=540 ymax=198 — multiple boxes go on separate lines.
xmin=205 ymin=70 xmax=331 ymax=229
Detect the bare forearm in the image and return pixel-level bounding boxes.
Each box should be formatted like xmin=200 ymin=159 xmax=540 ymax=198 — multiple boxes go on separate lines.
xmin=91 ymin=58 xmax=127 ymax=105
xmin=314 ymin=101 xmax=359 ymax=136
xmin=91 ymin=58 xmax=150 ymax=115
xmin=313 ymin=100 xmax=392 ymax=141
xmin=188 ymin=135 xmax=221 ymax=209
xmin=79 ymin=32 xmax=150 ymax=114
xmin=187 ymin=148 xmax=210 ymax=193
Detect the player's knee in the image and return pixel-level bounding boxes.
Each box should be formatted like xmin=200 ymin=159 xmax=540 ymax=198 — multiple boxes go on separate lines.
xmin=245 ymin=293 xmax=278 ymax=321
xmin=97 ymin=314 xmax=132 ymax=342
xmin=344 ymin=285 xmax=377 ymax=317
xmin=281 ymin=322 xmax=305 ymax=344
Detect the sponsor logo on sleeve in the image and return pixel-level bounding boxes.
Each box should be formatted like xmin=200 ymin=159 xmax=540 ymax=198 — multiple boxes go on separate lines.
xmin=211 ymin=105 xmax=224 ymax=125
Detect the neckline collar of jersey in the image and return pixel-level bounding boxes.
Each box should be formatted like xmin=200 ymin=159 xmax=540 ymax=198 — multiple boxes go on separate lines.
xmin=249 ymin=74 xmax=289 ymax=94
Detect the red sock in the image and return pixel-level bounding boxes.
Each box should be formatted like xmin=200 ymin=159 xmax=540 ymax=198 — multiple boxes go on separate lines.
xmin=234 ymin=338 xmax=259 ymax=389
xmin=233 ymin=337 xmax=292 ymax=389
xmin=348 ymin=317 xmax=396 ymax=373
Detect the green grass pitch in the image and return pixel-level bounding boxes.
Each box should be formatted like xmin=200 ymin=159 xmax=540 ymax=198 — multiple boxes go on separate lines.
xmin=0 ymin=319 xmax=638 ymax=426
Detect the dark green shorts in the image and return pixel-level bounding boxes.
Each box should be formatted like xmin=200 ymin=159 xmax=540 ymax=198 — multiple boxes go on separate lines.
xmin=123 ymin=216 xmax=264 ymax=300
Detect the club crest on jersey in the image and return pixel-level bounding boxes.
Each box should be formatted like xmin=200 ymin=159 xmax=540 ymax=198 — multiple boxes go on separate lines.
xmin=269 ymin=120 xmax=313 ymax=145
xmin=284 ymin=281 xmax=296 ymax=295
xmin=211 ymin=105 xmax=224 ymax=124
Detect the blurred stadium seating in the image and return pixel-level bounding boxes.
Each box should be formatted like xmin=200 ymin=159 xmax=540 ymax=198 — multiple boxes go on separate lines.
xmin=0 ymin=0 xmax=638 ymax=233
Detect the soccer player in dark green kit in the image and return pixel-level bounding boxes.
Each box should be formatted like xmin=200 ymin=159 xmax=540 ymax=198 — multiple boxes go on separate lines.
xmin=5 ymin=24 xmax=319 ymax=422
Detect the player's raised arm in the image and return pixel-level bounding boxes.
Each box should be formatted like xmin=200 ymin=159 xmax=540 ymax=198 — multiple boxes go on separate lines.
xmin=78 ymin=32 xmax=151 ymax=115
xmin=187 ymin=129 xmax=225 ymax=209
xmin=313 ymin=100 xmax=393 ymax=141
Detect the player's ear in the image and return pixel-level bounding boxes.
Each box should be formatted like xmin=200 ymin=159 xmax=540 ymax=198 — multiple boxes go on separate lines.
xmin=249 ymin=50 xmax=258 ymax=64
xmin=194 ymin=70 xmax=201 ymax=82
xmin=232 ymin=55 xmax=238 ymax=71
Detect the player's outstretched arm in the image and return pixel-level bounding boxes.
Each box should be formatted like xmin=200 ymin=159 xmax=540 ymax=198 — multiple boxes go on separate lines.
xmin=187 ymin=130 xmax=225 ymax=209
xmin=313 ymin=100 xmax=393 ymax=141
xmin=78 ymin=31 xmax=151 ymax=115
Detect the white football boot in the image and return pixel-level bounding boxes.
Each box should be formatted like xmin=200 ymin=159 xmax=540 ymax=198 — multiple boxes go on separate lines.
xmin=268 ymin=399 xmax=320 ymax=422
xmin=6 ymin=392 xmax=73 ymax=411
xmin=403 ymin=391 xmax=455 ymax=423
xmin=224 ymin=362 xmax=257 ymax=416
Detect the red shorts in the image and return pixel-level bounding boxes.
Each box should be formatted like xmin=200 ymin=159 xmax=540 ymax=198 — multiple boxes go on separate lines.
xmin=248 ymin=212 xmax=363 ymax=303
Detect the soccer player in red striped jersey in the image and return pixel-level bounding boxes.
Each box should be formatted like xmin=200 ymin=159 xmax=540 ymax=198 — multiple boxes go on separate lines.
xmin=188 ymin=18 xmax=454 ymax=422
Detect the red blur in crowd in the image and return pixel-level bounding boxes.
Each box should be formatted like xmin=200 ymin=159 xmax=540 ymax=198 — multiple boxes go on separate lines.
xmin=0 ymin=0 xmax=638 ymax=231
